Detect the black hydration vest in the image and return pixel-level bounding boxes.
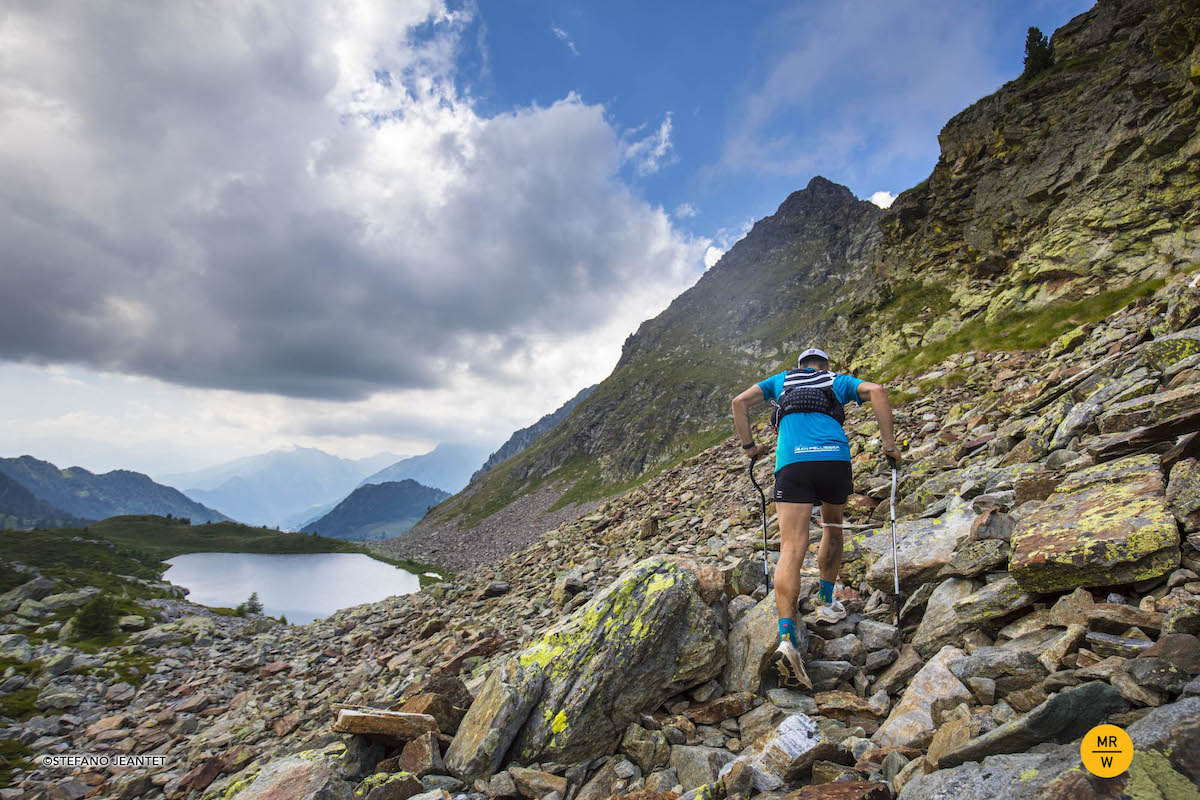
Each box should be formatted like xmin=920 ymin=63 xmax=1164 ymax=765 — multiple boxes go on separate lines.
xmin=770 ymin=369 xmax=845 ymax=431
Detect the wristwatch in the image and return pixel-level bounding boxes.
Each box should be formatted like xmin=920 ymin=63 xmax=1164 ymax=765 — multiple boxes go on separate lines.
xmin=742 ymin=442 xmax=756 ymax=450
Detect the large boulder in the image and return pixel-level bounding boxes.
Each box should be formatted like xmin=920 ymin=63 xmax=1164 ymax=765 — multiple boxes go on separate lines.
xmin=723 ymin=590 xmax=781 ymax=694
xmin=226 ymin=745 xmax=351 ymax=800
xmin=444 ymin=557 xmax=725 ymax=779
xmin=898 ymin=696 xmax=1200 ymax=799
xmin=873 ymin=646 xmax=970 ymax=749
xmin=1008 ymin=455 xmax=1180 ymax=593
xmin=1142 ymin=326 xmax=1200 ymax=372
xmin=911 ymin=578 xmax=980 ymax=658
xmin=863 ymin=504 xmax=975 ymax=592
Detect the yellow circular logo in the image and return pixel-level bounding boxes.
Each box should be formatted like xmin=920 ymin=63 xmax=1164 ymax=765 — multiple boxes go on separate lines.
xmin=1080 ymin=724 xmax=1133 ymax=777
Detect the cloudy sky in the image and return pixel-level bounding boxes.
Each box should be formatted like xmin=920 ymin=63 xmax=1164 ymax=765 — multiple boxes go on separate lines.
xmin=0 ymin=0 xmax=1093 ymax=477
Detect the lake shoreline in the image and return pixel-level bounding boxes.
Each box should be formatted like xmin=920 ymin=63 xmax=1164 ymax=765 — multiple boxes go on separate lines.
xmin=163 ymin=551 xmax=427 ymax=624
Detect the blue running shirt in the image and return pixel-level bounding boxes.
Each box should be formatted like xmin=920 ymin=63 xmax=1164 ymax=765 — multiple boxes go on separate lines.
xmin=757 ymin=369 xmax=864 ymax=471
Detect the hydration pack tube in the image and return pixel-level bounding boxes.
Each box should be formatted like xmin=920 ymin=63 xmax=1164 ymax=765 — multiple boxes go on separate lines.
xmin=770 ymin=369 xmax=845 ymax=431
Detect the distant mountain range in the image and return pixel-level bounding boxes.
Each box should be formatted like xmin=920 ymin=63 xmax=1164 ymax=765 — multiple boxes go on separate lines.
xmin=0 ymin=455 xmax=227 ymax=524
xmin=159 ymin=446 xmax=404 ymax=528
xmin=470 ymin=385 xmax=596 ymax=484
xmin=361 ymin=443 xmax=493 ymax=495
xmin=0 ymin=472 xmax=91 ymax=530
xmin=301 ymin=480 xmax=450 ymax=541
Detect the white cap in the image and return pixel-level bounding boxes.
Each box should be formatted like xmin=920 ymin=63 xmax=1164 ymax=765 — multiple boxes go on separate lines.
xmin=798 ymin=347 xmax=830 ymax=366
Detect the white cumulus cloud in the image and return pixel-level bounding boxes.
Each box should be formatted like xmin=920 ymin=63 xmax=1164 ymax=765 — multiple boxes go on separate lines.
xmin=0 ymin=0 xmax=709 ymax=471
xmin=869 ymin=190 xmax=897 ymax=208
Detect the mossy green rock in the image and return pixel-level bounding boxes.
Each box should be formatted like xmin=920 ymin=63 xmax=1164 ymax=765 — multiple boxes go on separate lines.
xmin=1009 ymin=455 xmax=1180 ymax=593
xmin=353 ymin=772 xmax=423 ymax=800
xmin=1143 ymin=326 xmax=1200 ymax=371
xmin=444 ymin=556 xmax=724 ymax=779
xmin=952 ymin=575 xmax=1037 ymax=624
xmin=1097 ymin=382 xmax=1200 ymax=433
xmin=222 ymin=746 xmax=349 ymax=800
xmin=1167 ymin=457 xmax=1200 ymax=531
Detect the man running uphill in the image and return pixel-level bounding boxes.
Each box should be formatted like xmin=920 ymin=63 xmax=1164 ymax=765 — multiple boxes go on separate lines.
xmin=731 ymin=347 xmax=900 ymax=689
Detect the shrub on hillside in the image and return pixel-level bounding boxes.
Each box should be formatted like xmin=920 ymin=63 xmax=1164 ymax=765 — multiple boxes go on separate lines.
xmin=236 ymin=591 xmax=264 ymax=616
xmin=72 ymin=593 xmax=118 ymax=639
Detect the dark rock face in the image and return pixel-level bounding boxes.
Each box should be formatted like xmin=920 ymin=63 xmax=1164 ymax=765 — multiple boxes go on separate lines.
xmin=935 ymin=681 xmax=1126 ymax=768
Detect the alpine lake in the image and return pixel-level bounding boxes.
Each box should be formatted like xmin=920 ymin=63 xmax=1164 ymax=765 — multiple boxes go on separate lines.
xmin=163 ymin=551 xmax=433 ymax=624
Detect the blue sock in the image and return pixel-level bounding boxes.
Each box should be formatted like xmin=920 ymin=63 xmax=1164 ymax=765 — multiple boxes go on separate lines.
xmin=819 ymin=579 xmax=834 ymax=605
xmin=779 ymin=617 xmax=797 ymax=646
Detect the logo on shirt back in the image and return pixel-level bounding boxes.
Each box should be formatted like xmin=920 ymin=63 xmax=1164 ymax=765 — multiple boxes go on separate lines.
xmin=794 ymin=445 xmax=840 ymax=454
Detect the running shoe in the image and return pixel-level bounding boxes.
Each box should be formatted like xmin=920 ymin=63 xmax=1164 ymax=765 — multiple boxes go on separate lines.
xmin=813 ymin=597 xmax=848 ymax=624
xmin=768 ymin=638 xmax=812 ymax=690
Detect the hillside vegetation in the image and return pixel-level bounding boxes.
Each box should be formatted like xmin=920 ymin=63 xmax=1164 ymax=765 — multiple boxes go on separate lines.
xmin=301 ymin=481 xmax=450 ymax=542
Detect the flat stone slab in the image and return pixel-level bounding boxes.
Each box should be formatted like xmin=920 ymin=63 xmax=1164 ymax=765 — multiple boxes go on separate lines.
xmin=1009 ymin=455 xmax=1180 ymax=593
xmin=1097 ymin=382 xmax=1200 ymax=433
xmin=332 ymin=708 xmax=439 ymax=740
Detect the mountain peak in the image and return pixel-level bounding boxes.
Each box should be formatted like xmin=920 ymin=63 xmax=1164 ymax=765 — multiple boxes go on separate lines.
xmin=775 ymin=176 xmax=863 ymax=218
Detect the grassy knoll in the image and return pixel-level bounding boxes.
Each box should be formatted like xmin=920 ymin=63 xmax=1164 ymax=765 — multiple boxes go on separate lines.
xmin=880 ymin=277 xmax=1165 ymax=380
xmin=85 ymin=515 xmax=387 ymax=561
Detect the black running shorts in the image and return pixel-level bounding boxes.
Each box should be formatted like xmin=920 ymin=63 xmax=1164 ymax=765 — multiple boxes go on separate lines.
xmin=773 ymin=461 xmax=853 ymax=505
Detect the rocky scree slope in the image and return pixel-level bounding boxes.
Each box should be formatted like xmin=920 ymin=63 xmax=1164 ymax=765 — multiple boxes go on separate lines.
xmin=4 ymin=272 xmax=1200 ymax=799
xmin=470 ymin=386 xmax=598 ymax=485
xmin=418 ymin=0 xmax=1200 ymax=539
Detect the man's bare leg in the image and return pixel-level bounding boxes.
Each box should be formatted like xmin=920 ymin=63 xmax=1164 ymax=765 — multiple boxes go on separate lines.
xmin=768 ymin=500 xmax=813 ymax=689
xmin=816 ymin=502 xmax=845 ymax=585
xmin=811 ymin=502 xmax=849 ymax=623
xmin=774 ymin=501 xmax=812 ymax=621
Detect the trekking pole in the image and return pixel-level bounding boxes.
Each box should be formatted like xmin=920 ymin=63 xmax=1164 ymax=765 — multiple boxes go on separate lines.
xmin=888 ymin=455 xmax=900 ymax=627
xmin=748 ymin=454 xmax=771 ymax=592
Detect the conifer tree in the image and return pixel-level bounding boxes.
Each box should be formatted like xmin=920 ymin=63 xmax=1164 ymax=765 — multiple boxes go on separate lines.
xmin=73 ymin=593 xmax=118 ymax=639
xmin=246 ymin=592 xmax=264 ymax=615
xmin=1024 ymin=27 xmax=1053 ymax=76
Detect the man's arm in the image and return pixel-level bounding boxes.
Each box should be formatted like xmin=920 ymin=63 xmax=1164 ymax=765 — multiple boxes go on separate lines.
xmin=732 ymin=384 xmax=769 ymax=459
xmin=857 ymin=381 xmax=901 ymax=463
